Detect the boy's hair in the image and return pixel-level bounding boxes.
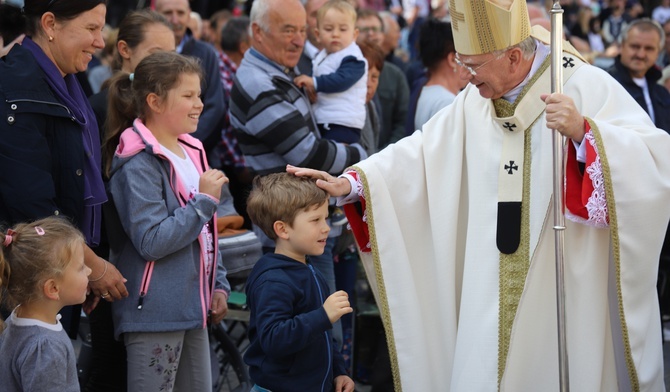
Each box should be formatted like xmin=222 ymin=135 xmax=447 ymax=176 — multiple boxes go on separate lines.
xmin=317 ymin=0 xmax=357 ymax=28
xmin=103 ymin=52 xmax=203 ymax=177
xmin=0 ymin=217 xmax=85 ymax=325
xmin=247 ymin=173 xmax=329 ymax=240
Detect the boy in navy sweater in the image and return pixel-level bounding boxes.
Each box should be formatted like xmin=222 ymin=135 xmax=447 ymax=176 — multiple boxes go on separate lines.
xmin=244 ymin=172 xmax=355 ymax=392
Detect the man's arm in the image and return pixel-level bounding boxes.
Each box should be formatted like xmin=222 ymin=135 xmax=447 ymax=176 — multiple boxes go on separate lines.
xmin=229 ymin=77 xmax=366 ymax=175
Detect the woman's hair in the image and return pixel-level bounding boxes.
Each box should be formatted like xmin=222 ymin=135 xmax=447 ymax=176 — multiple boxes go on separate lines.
xmin=418 ymin=18 xmax=455 ymax=73
xmin=358 ymin=40 xmax=385 ymax=72
xmin=111 ymin=9 xmax=171 ymax=71
xmin=22 ymin=0 xmax=106 ymax=38
xmin=0 ymin=217 xmax=84 ymax=329
xmin=246 ymin=173 xmax=329 ymax=240
xmin=103 ymin=51 xmax=203 ymax=176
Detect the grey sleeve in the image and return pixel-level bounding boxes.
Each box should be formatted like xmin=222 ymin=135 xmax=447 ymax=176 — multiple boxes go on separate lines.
xmin=110 ymin=155 xmax=217 ymax=261
xmin=18 ymin=332 xmax=79 ymax=392
xmin=217 ymin=182 xmax=238 ymax=217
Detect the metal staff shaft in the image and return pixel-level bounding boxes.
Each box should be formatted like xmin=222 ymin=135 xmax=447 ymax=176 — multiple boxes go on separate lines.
xmin=550 ymin=1 xmax=570 ymax=391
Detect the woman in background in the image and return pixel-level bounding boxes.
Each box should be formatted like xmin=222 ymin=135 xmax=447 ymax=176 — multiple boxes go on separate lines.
xmin=411 ymin=18 xmax=466 ymax=131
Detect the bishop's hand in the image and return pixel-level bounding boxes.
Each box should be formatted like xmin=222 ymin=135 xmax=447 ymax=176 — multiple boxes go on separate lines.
xmin=541 ymin=93 xmax=585 ymax=143
xmin=286 ymin=165 xmax=352 ymax=197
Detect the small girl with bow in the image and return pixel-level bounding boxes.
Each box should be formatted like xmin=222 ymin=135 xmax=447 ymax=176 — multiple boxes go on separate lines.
xmin=0 ymin=216 xmax=91 ymax=392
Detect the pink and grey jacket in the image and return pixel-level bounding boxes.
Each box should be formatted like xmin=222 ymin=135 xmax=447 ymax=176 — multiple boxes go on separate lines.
xmin=108 ymin=119 xmax=232 ymax=339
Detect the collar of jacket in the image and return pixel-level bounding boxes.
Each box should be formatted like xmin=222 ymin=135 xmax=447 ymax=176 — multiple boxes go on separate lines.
xmin=613 ymin=54 xmax=663 ymax=84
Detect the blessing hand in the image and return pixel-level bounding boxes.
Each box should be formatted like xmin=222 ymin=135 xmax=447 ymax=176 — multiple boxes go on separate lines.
xmin=286 ymin=165 xmax=352 ymax=197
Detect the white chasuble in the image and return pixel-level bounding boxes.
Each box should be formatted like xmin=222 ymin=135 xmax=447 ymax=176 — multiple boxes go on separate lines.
xmin=350 ymin=31 xmax=670 ymax=392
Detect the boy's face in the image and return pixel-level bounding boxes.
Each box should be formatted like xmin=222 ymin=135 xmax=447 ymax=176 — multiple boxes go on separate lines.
xmin=316 ymin=9 xmax=358 ymax=54
xmin=282 ymin=201 xmax=331 ymax=261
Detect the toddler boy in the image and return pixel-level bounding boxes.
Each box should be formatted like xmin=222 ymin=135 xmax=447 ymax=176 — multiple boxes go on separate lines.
xmin=294 ymin=0 xmax=367 ymax=145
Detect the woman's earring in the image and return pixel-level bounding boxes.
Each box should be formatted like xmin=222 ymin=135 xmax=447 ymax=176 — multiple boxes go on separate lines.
xmin=48 ymin=36 xmax=54 ymax=42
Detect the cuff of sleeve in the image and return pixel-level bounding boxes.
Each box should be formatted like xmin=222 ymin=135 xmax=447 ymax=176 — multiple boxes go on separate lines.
xmin=337 ymin=173 xmax=359 ymax=206
xmin=572 ymin=138 xmax=586 ymax=163
xmin=202 ymin=193 xmax=220 ymax=204
xmin=214 ymin=288 xmax=229 ymax=300
xmin=313 ymin=76 xmax=318 ymax=91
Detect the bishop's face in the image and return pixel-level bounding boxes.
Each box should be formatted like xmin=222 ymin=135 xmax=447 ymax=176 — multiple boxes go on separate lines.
xmin=456 ymin=51 xmax=511 ymax=100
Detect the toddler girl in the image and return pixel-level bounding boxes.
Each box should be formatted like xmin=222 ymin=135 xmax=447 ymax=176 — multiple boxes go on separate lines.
xmin=0 ymin=217 xmax=90 ymax=392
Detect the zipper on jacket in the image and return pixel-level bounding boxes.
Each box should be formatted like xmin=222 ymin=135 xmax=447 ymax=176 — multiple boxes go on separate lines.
xmin=7 ymin=98 xmax=75 ymax=121
xmin=308 ymin=264 xmax=332 ymax=392
xmin=138 ymin=261 xmax=155 ymax=309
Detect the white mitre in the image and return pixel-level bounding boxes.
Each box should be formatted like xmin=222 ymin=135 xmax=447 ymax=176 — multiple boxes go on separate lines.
xmin=448 ymin=0 xmax=532 ymax=55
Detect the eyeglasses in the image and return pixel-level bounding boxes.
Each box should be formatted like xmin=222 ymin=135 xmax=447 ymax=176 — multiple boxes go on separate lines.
xmin=454 ymin=52 xmax=503 ymax=76
xmin=358 ymin=26 xmax=382 ymax=34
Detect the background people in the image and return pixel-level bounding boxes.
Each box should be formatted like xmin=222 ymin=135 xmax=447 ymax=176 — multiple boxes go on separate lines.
xmin=410 ymin=18 xmax=466 ymax=132
xmin=608 ymin=18 xmax=670 ymax=132
xmin=355 ymin=8 xmax=408 ymax=150
xmin=214 ymin=16 xmax=253 ymax=228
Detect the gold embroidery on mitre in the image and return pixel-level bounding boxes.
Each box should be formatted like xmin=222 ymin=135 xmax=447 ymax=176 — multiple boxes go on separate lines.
xmin=449 ymin=0 xmax=531 ymax=55
xmin=450 ymin=0 xmax=466 ymax=31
